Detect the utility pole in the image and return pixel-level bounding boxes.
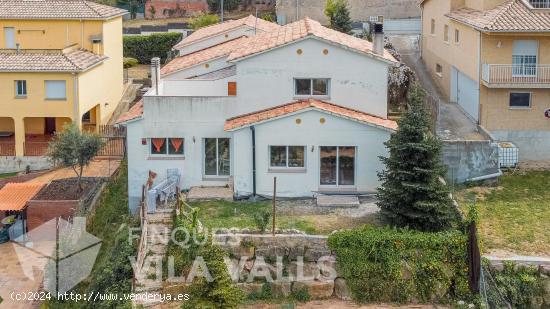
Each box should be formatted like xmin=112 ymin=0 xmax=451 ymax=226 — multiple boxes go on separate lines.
xmin=221 ymin=0 xmax=224 ymax=22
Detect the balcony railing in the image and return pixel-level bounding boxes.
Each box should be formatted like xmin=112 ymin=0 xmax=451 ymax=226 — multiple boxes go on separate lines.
xmin=530 ymin=0 xmax=550 ymax=8
xmin=24 ymin=141 xmax=50 ymax=156
xmin=0 ymin=142 xmax=15 ymax=156
xmin=482 ymin=64 xmax=550 ymax=87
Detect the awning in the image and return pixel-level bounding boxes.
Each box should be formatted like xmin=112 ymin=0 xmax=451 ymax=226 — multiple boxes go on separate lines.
xmin=0 ymin=183 xmax=45 ymax=211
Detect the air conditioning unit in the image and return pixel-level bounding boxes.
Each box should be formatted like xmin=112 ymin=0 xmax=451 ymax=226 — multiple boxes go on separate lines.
xmin=498 ymin=142 xmax=519 ymax=168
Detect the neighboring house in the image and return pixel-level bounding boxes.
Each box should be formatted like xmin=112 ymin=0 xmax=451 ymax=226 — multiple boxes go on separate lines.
xmin=0 ymin=0 xmax=127 ymax=161
xmin=117 ymin=15 xmax=398 ymax=211
xmin=145 ymin=0 xmax=208 ymax=19
xmin=276 ymin=0 xmax=421 ymax=33
xmin=421 ymin=0 xmax=550 ymax=160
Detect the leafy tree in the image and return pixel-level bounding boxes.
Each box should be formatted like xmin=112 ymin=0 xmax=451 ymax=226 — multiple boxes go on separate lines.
xmin=47 ymin=124 xmax=104 ymax=192
xmin=325 ymin=0 xmax=352 ymax=34
xmin=95 ymin=0 xmax=117 ymax=6
xmin=148 ymin=5 xmax=156 ymax=19
xmin=190 ymin=13 xmax=220 ymax=30
xmin=377 ymin=85 xmax=460 ymax=232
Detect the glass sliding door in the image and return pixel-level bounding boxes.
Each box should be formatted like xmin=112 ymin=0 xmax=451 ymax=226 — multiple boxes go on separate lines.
xmin=204 ymin=138 xmax=230 ymax=177
xmin=320 ymin=146 xmax=355 ymax=187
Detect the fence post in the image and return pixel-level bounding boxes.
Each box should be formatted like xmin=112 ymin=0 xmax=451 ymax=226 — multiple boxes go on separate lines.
xmin=272 ymin=177 xmax=276 ymax=236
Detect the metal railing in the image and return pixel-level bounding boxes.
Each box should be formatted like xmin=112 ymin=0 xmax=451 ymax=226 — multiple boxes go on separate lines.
xmin=24 ymin=141 xmax=49 ymax=156
xmin=530 ymin=0 xmax=550 ymax=8
xmin=0 ymin=142 xmax=15 ymax=156
xmin=482 ymin=64 xmax=550 ymax=85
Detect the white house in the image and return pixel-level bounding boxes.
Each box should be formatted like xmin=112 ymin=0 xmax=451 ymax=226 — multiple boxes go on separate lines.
xmin=118 ymin=16 xmax=399 ymax=212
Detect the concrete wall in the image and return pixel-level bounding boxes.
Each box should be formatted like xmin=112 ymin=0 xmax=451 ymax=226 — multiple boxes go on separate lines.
xmin=492 ymin=130 xmax=550 ymax=161
xmin=26 ymin=200 xmax=78 ymax=231
xmin=442 ymin=140 xmax=500 ymax=184
xmin=276 ymin=0 xmax=420 ymax=25
xmin=0 ymin=156 xmax=52 ymax=173
xmin=232 ymin=110 xmax=391 ymax=197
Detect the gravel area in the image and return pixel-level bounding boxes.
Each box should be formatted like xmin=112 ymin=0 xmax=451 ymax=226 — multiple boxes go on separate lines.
xmin=276 ymin=195 xmax=380 ymax=219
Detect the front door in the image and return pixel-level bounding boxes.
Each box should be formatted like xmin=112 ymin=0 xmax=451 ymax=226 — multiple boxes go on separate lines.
xmin=319 ymin=146 xmax=356 ymax=187
xmin=204 ymin=138 xmax=231 ymax=177
xmin=44 ymin=117 xmax=56 ymax=135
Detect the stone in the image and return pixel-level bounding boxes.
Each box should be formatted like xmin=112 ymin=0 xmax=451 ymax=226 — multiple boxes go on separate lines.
xmin=236 ymin=283 xmax=264 ymax=296
xmin=304 ymin=248 xmax=331 ymax=261
xmin=540 ymin=264 xmax=550 ymax=276
xmin=292 ymin=280 xmax=334 ymax=299
xmin=288 ymin=246 xmax=305 ymax=260
xmin=255 ymin=246 xmax=288 ymax=259
xmin=334 ymin=278 xmax=352 ymax=300
xmin=288 ymin=261 xmax=320 ymax=281
xmin=318 ymin=256 xmax=338 ymax=279
xmin=271 ymin=281 xmax=292 ymax=298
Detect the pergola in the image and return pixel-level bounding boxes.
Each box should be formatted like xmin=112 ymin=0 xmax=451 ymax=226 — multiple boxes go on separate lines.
xmin=0 ymin=182 xmax=45 ymax=240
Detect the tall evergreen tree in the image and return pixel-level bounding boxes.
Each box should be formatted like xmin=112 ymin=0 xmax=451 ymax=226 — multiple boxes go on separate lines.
xmin=377 ymin=85 xmax=460 ymax=232
xmin=325 ymin=0 xmax=352 ymax=34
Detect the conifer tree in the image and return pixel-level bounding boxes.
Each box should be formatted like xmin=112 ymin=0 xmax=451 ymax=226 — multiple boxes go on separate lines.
xmin=325 ymin=0 xmax=352 ymax=34
xmin=377 ymin=85 xmax=460 ymax=232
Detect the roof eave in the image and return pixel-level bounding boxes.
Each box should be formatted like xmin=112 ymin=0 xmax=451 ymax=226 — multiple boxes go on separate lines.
xmin=174 ymin=24 xmax=250 ymax=50
xmin=0 ymin=12 xmax=127 ymax=21
xmin=162 ymin=55 xmax=229 ymax=77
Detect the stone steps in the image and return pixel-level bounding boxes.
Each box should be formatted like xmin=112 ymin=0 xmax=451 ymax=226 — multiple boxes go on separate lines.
xmin=316 ymin=195 xmax=360 ymax=208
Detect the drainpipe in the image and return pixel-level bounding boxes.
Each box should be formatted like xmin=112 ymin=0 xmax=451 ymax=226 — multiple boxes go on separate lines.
xmin=73 ymin=73 xmax=80 ymax=128
xmin=466 ymin=170 xmax=502 ymax=182
xmin=250 ymin=126 xmax=256 ymax=197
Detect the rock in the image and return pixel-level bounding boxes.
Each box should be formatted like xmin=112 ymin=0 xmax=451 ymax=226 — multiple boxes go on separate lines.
xmin=292 ymin=280 xmax=334 ymax=299
xmin=288 ymin=246 xmax=305 ymax=260
xmin=271 ymin=281 xmax=292 ymax=298
xmin=334 ymin=278 xmax=352 ymax=300
xmin=163 ymin=283 xmax=190 ymax=296
xmin=544 ymin=278 xmax=550 ymax=304
xmin=255 ymin=246 xmax=288 ymax=259
xmin=540 ymin=264 xmax=550 ymax=276
xmin=236 ymin=283 xmax=264 ymax=295
xmin=288 ymin=261 xmax=320 ymax=281
xmin=304 ymin=248 xmax=331 ymax=261
xmin=318 ymin=256 xmax=338 ymax=279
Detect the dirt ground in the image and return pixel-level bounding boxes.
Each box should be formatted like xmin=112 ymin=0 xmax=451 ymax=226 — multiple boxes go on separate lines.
xmin=128 ymin=64 xmax=151 ymax=80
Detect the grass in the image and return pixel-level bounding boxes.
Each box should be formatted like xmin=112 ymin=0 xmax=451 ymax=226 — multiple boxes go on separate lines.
xmin=456 ymin=170 xmax=550 ymax=256
xmin=0 ymin=172 xmax=18 ymax=179
xmin=190 ymin=200 xmax=380 ymax=235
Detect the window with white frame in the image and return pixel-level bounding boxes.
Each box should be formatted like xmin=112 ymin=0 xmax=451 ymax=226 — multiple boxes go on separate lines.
xmin=512 ymin=40 xmax=538 ymax=77
xmin=270 ymin=146 xmax=306 ymax=168
xmin=45 ymin=80 xmax=66 ymax=99
xmin=15 ymin=80 xmax=27 ymax=97
xmin=294 ymin=78 xmax=329 ymax=97
xmin=150 ymin=138 xmax=184 ymax=155
xmin=509 ymin=93 xmax=531 ymax=108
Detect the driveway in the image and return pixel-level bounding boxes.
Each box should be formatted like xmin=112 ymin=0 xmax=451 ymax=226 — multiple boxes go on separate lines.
xmin=389 ymin=35 xmax=486 ymax=141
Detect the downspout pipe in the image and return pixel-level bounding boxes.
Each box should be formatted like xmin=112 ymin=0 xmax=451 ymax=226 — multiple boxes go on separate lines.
xmin=250 ymin=126 xmax=256 ymax=197
xmin=466 ymin=170 xmax=503 ymax=183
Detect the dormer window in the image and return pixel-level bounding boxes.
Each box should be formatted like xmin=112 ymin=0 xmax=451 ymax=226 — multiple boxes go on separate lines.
xmin=294 ymin=78 xmax=330 ymax=97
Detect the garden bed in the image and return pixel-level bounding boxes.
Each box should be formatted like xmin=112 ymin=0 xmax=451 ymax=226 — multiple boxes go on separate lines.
xmin=33 ymin=177 xmax=100 ymax=201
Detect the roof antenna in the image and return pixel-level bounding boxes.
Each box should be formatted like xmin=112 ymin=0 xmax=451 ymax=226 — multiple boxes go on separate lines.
xmin=254 ymin=6 xmax=258 ymax=35
xmin=221 ymin=0 xmax=224 ymax=22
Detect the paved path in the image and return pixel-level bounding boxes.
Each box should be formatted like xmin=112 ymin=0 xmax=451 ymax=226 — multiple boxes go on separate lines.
xmin=27 ymin=159 xmax=120 ymax=184
xmin=389 ymin=35 xmax=485 ymax=141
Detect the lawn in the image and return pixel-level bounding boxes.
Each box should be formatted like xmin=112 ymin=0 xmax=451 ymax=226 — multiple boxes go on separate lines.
xmin=0 ymin=172 xmax=18 ymax=179
xmin=189 ymin=199 xmax=380 ymax=235
xmin=456 ymin=170 xmax=550 ymax=256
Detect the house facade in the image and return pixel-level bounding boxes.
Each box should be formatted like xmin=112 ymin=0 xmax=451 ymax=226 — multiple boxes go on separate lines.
xmin=421 ymin=0 xmax=550 ymax=160
xmin=118 ymin=16 xmax=398 ymax=212
xmin=0 ymin=0 xmax=126 ymax=161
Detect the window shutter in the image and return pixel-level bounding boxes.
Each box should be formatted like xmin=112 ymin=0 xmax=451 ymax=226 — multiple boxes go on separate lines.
xmin=513 ymin=40 xmax=538 ymax=56
xmin=45 ymin=80 xmax=67 ymax=99
xmin=228 ymin=82 xmax=237 ymax=96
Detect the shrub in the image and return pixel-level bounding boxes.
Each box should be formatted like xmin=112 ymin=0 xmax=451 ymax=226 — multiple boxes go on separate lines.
xmin=123 ymin=32 xmax=183 ymax=64
xmin=247 ymin=283 xmax=272 ymax=300
xmin=291 ymin=287 xmax=311 ymax=302
xmin=328 ymin=226 xmax=471 ymax=304
xmin=190 ymin=13 xmax=220 ymax=30
xmin=253 ymin=210 xmax=271 ymax=233
xmin=123 ymin=57 xmax=139 ymax=69
xmin=324 ymin=0 xmax=352 ymax=34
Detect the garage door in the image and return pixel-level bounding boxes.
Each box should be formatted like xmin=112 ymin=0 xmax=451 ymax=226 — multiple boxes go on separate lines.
xmin=384 ymin=19 xmax=421 ymax=35
xmin=451 ymin=67 xmax=479 ymax=121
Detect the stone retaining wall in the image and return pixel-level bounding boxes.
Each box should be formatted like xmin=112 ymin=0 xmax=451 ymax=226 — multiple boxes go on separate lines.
xmin=0 ymin=156 xmax=52 ymax=174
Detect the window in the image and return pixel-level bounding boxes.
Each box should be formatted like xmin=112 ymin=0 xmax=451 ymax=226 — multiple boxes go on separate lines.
xmin=512 ymin=40 xmax=538 ymax=76
xmin=430 ymin=19 xmax=435 ymax=35
xmin=228 ymin=82 xmax=237 ymax=96
xmin=294 ymin=78 xmax=329 ymax=97
xmin=455 ymin=29 xmax=460 ymax=44
xmin=4 ymin=27 xmax=15 ymax=48
xmin=270 ymin=146 xmax=305 ymax=168
xmin=15 ymin=80 xmax=26 ymax=97
xmin=444 ymin=25 xmax=449 ymax=42
xmin=435 ymin=63 xmax=443 ymax=76
xmin=45 ymin=80 xmax=66 ymax=99
xmin=204 ymin=138 xmax=230 ymax=176
xmin=509 ymin=93 xmax=531 ymax=108
xmin=150 ymin=138 xmax=184 ymax=155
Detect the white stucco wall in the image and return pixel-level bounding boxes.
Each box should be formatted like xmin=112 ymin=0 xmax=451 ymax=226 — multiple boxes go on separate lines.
xmin=233 ymin=38 xmax=391 ymax=118
xmin=162 ymin=77 xmax=233 ymax=96
xmin=232 ymin=110 xmax=392 ymax=197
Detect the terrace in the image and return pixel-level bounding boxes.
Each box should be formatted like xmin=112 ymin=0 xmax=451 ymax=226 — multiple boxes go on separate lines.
xmin=481 ymin=64 xmax=550 ymax=88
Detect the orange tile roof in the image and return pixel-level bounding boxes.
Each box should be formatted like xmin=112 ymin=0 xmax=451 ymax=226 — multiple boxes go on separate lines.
xmin=224 ymin=98 xmax=398 ymax=131
xmin=0 ymin=49 xmax=107 ymax=72
xmin=116 ymin=100 xmax=143 ymax=124
xmin=0 ymin=182 xmax=45 ymax=211
xmin=0 ymin=0 xmax=127 ymax=20
xmin=227 ymin=18 xmax=398 ymax=63
xmin=446 ymin=0 xmax=550 ymax=32
xmin=161 ymin=37 xmax=246 ymax=76
xmin=173 ymin=15 xmax=281 ymax=50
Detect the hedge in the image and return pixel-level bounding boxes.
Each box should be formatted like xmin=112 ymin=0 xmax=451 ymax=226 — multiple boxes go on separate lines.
xmin=123 ymin=32 xmax=183 ymax=64
xmin=328 ymin=226 xmax=471 ymax=304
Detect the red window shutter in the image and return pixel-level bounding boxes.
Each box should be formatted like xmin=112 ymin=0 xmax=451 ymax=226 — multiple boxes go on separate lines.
xmin=228 ymin=82 xmax=237 ymax=96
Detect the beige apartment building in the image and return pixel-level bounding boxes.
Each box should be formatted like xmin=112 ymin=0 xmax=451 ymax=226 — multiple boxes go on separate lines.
xmin=421 ymin=0 xmax=550 ymax=160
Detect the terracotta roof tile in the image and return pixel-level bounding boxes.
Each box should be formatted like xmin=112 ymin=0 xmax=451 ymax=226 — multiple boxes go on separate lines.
xmin=0 ymin=0 xmax=127 ymax=20
xmin=224 ymin=99 xmax=398 ymax=131
xmin=116 ymin=100 xmax=143 ymax=124
xmin=0 ymin=49 xmax=107 ymax=72
xmin=0 ymin=182 xmax=45 ymax=211
xmin=161 ymin=37 xmax=245 ymax=76
xmin=227 ymin=18 xmax=398 ymax=63
xmin=446 ymin=0 xmax=550 ymax=32
xmin=173 ymin=15 xmax=280 ymax=49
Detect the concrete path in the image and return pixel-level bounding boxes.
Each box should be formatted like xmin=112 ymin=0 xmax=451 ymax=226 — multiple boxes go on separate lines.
xmin=27 ymin=159 xmax=120 ymax=184
xmin=389 ymin=35 xmax=485 ymax=141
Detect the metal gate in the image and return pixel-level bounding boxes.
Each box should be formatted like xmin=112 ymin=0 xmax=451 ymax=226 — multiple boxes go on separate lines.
xmin=97 ymin=125 xmax=126 ymax=158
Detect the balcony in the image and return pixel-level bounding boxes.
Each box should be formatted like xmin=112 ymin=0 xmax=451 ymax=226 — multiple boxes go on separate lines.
xmin=529 ymin=0 xmax=550 ymax=8
xmin=482 ymin=64 xmax=550 ymax=88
